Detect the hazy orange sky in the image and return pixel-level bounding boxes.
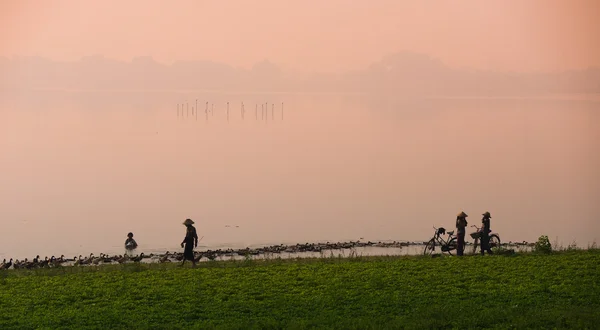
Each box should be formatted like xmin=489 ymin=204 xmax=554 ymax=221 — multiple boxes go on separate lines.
xmin=1 ymin=0 xmax=599 ymax=73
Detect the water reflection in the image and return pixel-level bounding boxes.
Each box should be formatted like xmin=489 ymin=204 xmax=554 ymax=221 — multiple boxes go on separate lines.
xmin=0 ymin=92 xmax=598 ymax=260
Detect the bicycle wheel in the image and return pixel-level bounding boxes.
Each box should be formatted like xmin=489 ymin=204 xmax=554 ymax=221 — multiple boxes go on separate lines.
xmin=447 ymin=237 xmax=457 ymax=255
xmin=472 ymin=238 xmax=479 ymax=254
xmin=489 ymin=234 xmax=501 ymax=249
xmin=424 ymin=239 xmax=436 ymax=255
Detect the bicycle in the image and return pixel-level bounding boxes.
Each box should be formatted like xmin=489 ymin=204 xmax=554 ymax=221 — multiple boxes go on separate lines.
xmin=423 ymin=227 xmax=457 ymax=256
xmin=469 ymin=225 xmax=501 ymax=254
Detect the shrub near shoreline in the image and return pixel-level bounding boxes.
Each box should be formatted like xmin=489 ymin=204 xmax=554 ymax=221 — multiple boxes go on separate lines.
xmin=1 ymin=249 xmax=599 ymax=329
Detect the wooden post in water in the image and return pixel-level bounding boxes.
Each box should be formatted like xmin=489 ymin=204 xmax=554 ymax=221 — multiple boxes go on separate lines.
xmin=187 ymin=102 xmax=189 ymax=117
xmin=281 ymin=102 xmax=284 ymax=120
xmin=255 ymin=104 xmax=258 ymax=120
xmin=177 ymin=104 xmax=179 ymax=118
xmin=205 ymin=101 xmax=208 ymax=121
xmin=272 ymin=103 xmax=274 ymax=120
xmin=227 ymin=102 xmax=229 ymax=123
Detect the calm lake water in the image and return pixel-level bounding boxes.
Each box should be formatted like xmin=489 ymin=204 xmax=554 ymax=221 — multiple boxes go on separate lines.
xmin=1 ymin=92 xmax=599 ymax=260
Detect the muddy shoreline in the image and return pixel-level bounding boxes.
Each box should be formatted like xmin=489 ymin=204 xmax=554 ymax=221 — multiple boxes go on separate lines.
xmin=2 ymin=240 xmax=536 ymax=270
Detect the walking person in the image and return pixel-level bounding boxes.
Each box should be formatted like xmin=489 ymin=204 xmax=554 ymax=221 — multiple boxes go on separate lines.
xmin=480 ymin=211 xmax=493 ymax=255
xmin=180 ymin=218 xmax=199 ymax=267
xmin=456 ymin=211 xmax=468 ymax=256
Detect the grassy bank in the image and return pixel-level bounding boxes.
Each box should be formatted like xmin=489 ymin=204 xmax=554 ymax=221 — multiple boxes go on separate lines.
xmin=1 ymin=250 xmax=599 ymax=329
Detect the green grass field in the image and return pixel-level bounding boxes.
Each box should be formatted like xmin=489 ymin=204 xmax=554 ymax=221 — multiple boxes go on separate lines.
xmin=1 ymin=250 xmax=599 ymax=329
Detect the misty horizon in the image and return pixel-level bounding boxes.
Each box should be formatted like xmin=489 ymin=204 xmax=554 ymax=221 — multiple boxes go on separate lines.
xmin=3 ymin=51 xmax=600 ymax=74
xmin=2 ymin=1 xmax=600 ymax=73
xmin=2 ymin=51 xmax=600 ymax=96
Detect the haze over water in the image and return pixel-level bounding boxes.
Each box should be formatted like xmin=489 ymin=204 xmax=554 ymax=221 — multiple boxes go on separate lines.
xmin=1 ymin=0 xmax=600 ymax=260
xmin=1 ymin=92 xmax=598 ymax=259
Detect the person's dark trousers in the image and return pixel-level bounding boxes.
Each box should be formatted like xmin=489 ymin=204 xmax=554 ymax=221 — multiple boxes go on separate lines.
xmin=457 ymin=232 xmax=465 ymax=256
xmin=480 ymin=232 xmax=493 ymax=255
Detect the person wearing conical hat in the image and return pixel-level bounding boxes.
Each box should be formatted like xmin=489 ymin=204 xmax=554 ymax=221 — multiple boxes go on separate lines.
xmin=480 ymin=212 xmax=493 ymax=255
xmin=455 ymin=211 xmax=468 ymax=256
xmin=180 ymin=219 xmax=199 ymax=266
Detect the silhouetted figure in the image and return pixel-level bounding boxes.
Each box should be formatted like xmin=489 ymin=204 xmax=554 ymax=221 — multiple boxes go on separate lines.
xmin=181 ymin=219 xmax=199 ymax=266
xmin=480 ymin=211 xmax=493 ymax=255
xmin=456 ymin=212 xmax=468 ymax=256
xmin=125 ymin=232 xmax=138 ymax=254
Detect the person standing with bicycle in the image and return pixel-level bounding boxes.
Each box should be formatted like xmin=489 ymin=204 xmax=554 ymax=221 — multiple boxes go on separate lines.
xmin=456 ymin=211 xmax=468 ymax=256
xmin=480 ymin=211 xmax=493 ymax=255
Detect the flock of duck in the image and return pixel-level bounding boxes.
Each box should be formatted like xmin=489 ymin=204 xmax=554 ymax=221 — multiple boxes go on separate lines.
xmin=0 ymin=239 xmax=536 ymax=270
